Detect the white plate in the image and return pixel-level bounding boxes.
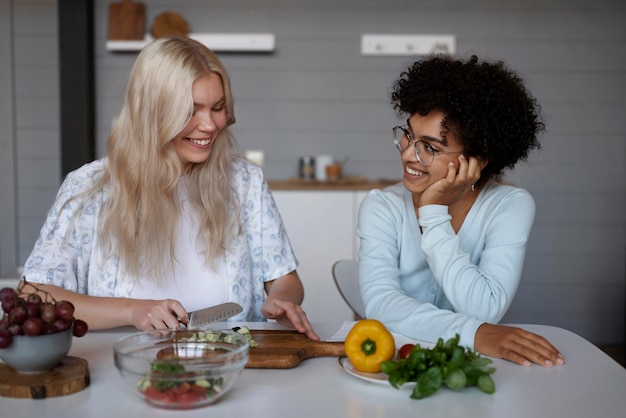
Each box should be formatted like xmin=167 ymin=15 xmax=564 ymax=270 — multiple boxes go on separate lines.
xmin=339 ymin=334 xmax=433 ymax=387
xmin=339 ymin=357 xmax=390 ymax=385
xmin=340 ymin=357 xmax=416 ymax=388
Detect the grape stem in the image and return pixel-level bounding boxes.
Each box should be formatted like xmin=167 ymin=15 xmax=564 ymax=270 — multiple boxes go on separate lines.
xmin=17 ymin=280 xmax=58 ymax=304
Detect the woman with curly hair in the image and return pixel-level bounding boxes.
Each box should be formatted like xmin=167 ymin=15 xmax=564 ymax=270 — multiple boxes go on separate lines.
xmin=20 ymin=36 xmax=318 ymax=340
xmin=357 ymin=55 xmax=563 ymax=366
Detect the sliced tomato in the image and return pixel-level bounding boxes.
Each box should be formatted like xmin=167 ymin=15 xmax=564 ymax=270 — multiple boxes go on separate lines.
xmin=142 ymin=380 xmax=212 ymax=407
xmin=142 ymin=386 xmax=167 ymax=402
xmin=190 ymin=384 xmax=209 ymax=394
xmin=175 ymin=391 xmax=207 ymax=406
xmin=171 ymin=382 xmax=192 ymax=395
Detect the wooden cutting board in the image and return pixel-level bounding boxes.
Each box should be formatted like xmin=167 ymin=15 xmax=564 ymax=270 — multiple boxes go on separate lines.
xmin=108 ymin=0 xmax=145 ymax=40
xmin=246 ymin=330 xmax=345 ymax=369
xmin=0 ymin=356 xmax=89 ymax=399
xmin=151 ymin=11 xmax=190 ymax=39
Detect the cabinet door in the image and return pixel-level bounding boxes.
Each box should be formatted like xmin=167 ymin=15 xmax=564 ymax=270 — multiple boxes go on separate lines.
xmin=272 ymin=191 xmax=354 ymax=322
xmin=352 ymin=190 xmax=370 ymax=259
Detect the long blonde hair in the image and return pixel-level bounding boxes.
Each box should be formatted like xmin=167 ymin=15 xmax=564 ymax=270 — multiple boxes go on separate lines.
xmin=97 ymin=36 xmax=240 ymax=281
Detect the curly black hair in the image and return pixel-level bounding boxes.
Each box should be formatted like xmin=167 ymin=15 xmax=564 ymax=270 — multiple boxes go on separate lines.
xmin=391 ymin=55 xmax=544 ymax=183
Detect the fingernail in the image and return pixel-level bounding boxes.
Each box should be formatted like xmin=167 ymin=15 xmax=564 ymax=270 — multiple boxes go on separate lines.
xmin=460 ymin=155 xmax=466 ymax=159
xmin=556 ymin=357 xmax=564 ymax=365
xmin=522 ymin=360 xmax=531 ymax=367
xmin=544 ymin=359 xmax=554 ymax=367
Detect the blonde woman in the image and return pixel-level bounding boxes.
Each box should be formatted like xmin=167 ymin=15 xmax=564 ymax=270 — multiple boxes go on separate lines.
xmin=21 ymin=36 xmax=318 ymax=340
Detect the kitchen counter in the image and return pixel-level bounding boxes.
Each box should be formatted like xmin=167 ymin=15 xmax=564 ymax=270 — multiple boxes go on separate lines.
xmin=268 ymin=177 xmax=399 ymax=191
xmin=2 ymin=322 xmax=625 ymax=418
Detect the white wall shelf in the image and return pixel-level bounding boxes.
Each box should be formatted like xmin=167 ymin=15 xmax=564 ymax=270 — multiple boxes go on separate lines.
xmin=106 ymin=33 xmax=276 ymax=52
xmin=361 ymin=34 xmax=455 ymax=56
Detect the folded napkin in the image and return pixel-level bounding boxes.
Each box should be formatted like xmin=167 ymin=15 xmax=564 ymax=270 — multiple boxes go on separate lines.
xmin=327 ymin=321 xmax=358 ymax=342
xmin=327 ymin=320 xmax=430 ymax=348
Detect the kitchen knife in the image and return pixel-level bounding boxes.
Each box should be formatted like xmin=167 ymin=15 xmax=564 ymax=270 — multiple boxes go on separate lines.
xmin=187 ymin=302 xmax=243 ymax=329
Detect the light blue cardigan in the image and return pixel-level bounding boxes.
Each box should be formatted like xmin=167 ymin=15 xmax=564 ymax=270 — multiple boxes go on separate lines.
xmin=356 ymin=181 xmax=535 ymax=349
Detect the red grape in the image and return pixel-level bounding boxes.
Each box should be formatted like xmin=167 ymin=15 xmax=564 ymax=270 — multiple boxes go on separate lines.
xmin=41 ymin=323 xmax=57 ymax=334
xmin=55 ymin=300 xmax=75 ymax=321
xmin=26 ymin=293 xmax=42 ymax=305
xmin=0 ymin=287 xmax=17 ymax=303
xmin=73 ymin=319 xmax=88 ymax=337
xmin=0 ymin=290 xmax=17 ymax=313
xmin=53 ymin=318 xmax=71 ymax=332
xmin=0 ymin=329 xmax=12 ymax=348
xmin=65 ymin=300 xmax=75 ymax=311
xmin=40 ymin=302 xmax=56 ymax=323
xmin=0 ymin=285 xmax=89 ymax=347
xmin=23 ymin=317 xmax=43 ymax=336
xmin=7 ymin=323 xmax=23 ymax=335
xmin=8 ymin=304 xmax=27 ymax=325
xmin=24 ymin=301 xmax=40 ymax=318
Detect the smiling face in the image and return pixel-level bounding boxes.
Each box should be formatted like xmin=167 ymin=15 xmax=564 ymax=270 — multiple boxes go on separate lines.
xmin=401 ymin=110 xmax=465 ymax=194
xmin=171 ymin=73 xmax=228 ymax=168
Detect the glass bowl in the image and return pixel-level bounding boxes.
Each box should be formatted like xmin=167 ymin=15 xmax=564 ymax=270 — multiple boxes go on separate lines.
xmin=0 ymin=326 xmax=73 ymax=374
xmin=113 ymin=329 xmax=249 ymax=409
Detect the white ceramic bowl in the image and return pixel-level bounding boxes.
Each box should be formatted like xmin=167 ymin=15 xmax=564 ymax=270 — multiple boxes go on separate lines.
xmin=114 ymin=329 xmax=249 ymax=409
xmin=0 ymin=326 xmax=73 ymax=374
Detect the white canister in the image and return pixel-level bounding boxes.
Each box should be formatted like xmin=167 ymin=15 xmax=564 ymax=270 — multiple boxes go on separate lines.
xmin=245 ymin=150 xmax=265 ymax=167
xmin=315 ymin=155 xmax=333 ymax=181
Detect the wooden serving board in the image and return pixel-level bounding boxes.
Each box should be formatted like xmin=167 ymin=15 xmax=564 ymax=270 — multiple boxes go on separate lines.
xmin=0 ymin=356 xmax=89 ymax=399
xmin=108 ymin=0 xmax=145 ymax=40
xmin=151 ymin=11 xmax=190 ymax=39
xmin=246 ymin=330 xmax=345 ymax=369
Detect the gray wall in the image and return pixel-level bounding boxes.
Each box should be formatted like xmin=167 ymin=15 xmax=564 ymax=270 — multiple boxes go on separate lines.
xmin=2 ymin=0 xmax=625 ymax=345
xmin=1 ymin=0 xmax=60 ymax=277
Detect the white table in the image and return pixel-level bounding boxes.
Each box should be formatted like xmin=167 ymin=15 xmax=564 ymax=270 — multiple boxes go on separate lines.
xmin=1 ymin=322 xmax=625 ymax=418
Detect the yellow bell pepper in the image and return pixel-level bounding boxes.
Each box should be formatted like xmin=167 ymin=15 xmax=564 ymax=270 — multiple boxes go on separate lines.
xmin=344 ymin=319 xmax=396 ymax=373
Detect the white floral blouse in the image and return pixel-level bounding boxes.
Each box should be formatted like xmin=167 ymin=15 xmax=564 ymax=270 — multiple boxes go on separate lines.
xmin=21 ymin=158 xmax=298 ymax=321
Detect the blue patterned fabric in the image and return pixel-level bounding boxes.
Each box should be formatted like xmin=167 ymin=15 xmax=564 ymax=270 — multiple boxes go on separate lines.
xmin=22 ymin=158 xmax=297 ymax=322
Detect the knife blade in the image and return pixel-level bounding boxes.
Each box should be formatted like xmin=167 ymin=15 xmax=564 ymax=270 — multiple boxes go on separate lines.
xmin=187 ymin=302 xmax=243 ymax=329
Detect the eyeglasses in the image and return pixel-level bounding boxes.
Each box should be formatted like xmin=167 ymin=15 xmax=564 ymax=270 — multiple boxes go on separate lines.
xmin=392 ymin=125 xmax=463 ymax=167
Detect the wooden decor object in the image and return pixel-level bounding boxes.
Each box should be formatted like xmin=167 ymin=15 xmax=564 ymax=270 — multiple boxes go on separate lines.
xmin=0 ymin=356 xmax=90 ymax=399
xmin=151 ymin=11 xmax=191 ymax=39
xmin=108 ymin=0 xmax=145 ymax=40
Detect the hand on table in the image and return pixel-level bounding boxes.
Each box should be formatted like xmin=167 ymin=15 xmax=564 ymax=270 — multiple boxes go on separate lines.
xmin=262 ymin=298 xmax=320 ymax=341
xmin=475 ymin=323 xmax=565 ymax=367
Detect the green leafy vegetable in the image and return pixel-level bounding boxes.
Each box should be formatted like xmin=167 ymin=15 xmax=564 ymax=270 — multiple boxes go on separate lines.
xmin=380 ymin=334 xmax=496 ymax=400
xmin=477 ymin=374 xmax=496 ymax=394
xmin=151 ymin=362 xmax=185 ymax=374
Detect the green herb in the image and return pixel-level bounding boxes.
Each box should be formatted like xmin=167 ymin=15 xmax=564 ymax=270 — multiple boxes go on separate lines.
xmin=150 ymin=362 xmax=185 ymax=374
xmin=147 ymin=362 xmax=186 ymax=390
xmin=380 ymin=334 xmax=496 ymax=400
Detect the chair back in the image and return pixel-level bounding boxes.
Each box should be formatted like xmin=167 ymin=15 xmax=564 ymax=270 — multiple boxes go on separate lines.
xmin=332 ymin=260 xmax=365 ymax=319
